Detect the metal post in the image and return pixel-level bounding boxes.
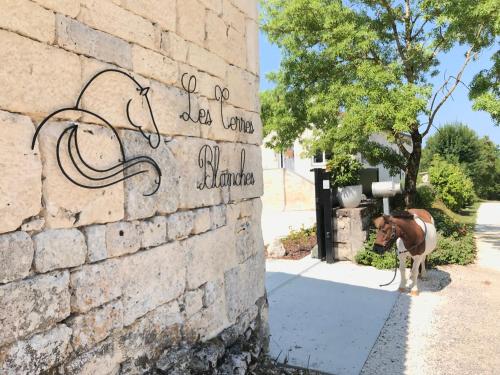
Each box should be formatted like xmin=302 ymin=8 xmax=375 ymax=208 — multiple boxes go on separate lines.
xmin=313 ymin=169 xmax=326 ymax=260
xmin=383 ymin=197 xmax=390 ymax=215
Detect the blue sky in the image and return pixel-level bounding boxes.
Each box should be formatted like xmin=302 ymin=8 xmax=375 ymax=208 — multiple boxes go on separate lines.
xmin=259 ymin=31 xmax=499 ymax=145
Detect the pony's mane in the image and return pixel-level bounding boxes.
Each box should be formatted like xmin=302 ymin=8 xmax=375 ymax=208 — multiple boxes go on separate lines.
xmin=391 ymin=210 xmax=414 ymax=219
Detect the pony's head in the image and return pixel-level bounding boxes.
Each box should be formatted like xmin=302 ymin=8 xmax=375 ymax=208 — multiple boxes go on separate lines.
xmin=372 ymin=215 xmax=397 ymax=253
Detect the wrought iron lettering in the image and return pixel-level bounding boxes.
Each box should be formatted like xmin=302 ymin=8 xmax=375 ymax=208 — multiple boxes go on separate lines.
xmin=215 ymin=85 xmax=254 ymax=134
xmin=179 ymin=73 xmax=213 ymax=126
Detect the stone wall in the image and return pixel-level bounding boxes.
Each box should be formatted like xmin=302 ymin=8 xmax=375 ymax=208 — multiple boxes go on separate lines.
xmin=0 ymin=1 xmax=265 ymax=374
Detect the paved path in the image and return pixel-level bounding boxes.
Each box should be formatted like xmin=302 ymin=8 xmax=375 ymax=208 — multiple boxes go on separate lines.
xmin=361 ymin=201 xmax=500 ymax=375
xmin=266 ymin=257 xmax=401 ymax=374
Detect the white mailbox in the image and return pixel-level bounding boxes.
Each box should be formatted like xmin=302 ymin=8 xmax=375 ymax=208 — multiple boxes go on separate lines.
xmin=371 ymin=181 xmax=402 ymax=214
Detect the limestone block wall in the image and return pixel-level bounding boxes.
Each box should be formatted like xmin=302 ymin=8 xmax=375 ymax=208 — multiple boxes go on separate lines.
xmin=0 ymin=1 xmax=264 ymax=373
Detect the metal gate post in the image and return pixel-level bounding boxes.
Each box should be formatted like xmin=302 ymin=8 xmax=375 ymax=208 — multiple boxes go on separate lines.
xmin=313 ymin=169 xmax=326 ymax=260
xmin=313 ymin=169 xmax=334 ymax=263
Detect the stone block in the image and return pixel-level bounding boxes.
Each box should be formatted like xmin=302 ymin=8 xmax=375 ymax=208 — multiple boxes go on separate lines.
xmin=184 ymin=289 xmax=204 ymax=318
xmin=226 ymin=65 xmax=259 ymax=112
xmin=0 ymin=30 xmax=82 ymax=117
xmin=188 ymin=43 xmax=227 ymax=79
xmin=266 ymin=238 xmax=285 ymax=258
xmin=120 ymin=0 xmax=176 ymax=32
xmin=37 ymin=122 xmax=125 ymax=229
xmin=222 ymin=0 xmax=245 ymax=34
xmin=0 ymin=231 xmax=34 ymax=283
xmin=119 ymin=300 xmax=182 ymax=369
xmin=70 ymin=259 xmax=122 ymax=313
xmin=211 ymin=204 xmax=227 ymax=229
xmin=83 ymin=225 xmax=107 ymax=263
xmin=0 ymin=325 xmax=72 ymax=375
xmin=56 ymin=15 xmax=132 ymax=70
xmin=202 ymin=278 xmax=224 ymax=307
xmin=231 ymin=0 xmax=258 ymax=20
xmin=185 ymin=226 xmax=237 ymax=289
xmin=120 ymin=243 xmax=186 ymax=325
xmin=106 ymin=221 xmax=141 ymax=257
xmin=32 ymin=0 xmax=80 ymax=17
xmin=21 ymin=218 xmax=45 ymax=232
xmin=199 ymin=0 xmax=223 ymax=14
xmin=67 ymin=300 xmax=123 ymax=353
xmin=184 ymin=293 xmax=229 ymax=341
xmin=0 ymin=271 xmax=70 ymax=347
xmin=160 ymin=31 xmax=189 ymax=63
xmin=246 ymin=19 xmax=259 ymax=75
xmin=120 ymin=129 xmax=179 ymax=220
xmin=79 ymin=0 xmax=156 ymax=50
xmin=167 ymin=211 xmax=194 ymax=240
xmin=33 ymin=229 xmax=87 ymax=273
xmin=132 ymin=45 xmax=178 ymax=86
xmin=192 ymin=208 xmax=211 ymax=234
xmin=177 ymin=0 xmax=206 ymax=45
xmin=224 ymin=251 xmax=265 ymax=322
xmin=62 ymin=336 xmax=123 ymax=375
xmin=0 ymin=110 xmax=42 ymax=234
xmin=0 ymin=0 xmax=55 ymax=44
xmin=140 ymin=216 xmax=167 ymax=248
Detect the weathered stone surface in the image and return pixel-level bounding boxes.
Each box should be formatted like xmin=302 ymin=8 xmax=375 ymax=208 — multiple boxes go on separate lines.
xmin=160 ymin=31 xmax=189 ymax=63
xmin=120 ymin=0 xmax=176 ymax=32
xmin=231 ymin=0 xmax=258 ymax=19
xmin=56 ymin=15 xmax=132 ymax=70
xmin=199 ymin=0 xmax=223 ymax=14
xmin=203 ymin=278 xmax=224 ymax=307
xmin=224 ymin=251 xmax=265 ymax=322
xmin=185 ymin=227 xmax=237 ymax=290
xmin=185 ymin=294 xmax=229 ymax=341
xmin=33 ymin=229 xmax=87 ymax=273
xmin=83 ymin=225 xmax=107 ymax=263
xmin=0 ymin=231 xmax=34 ymax=283
xmin=222 ymin=0 xmax=246 ymax=34
xmin=32 ymin=0 xmax=80 ymax=17
xmin=0 ymin=110 xmax=42 ymax=234
xmin=226 ymin=65 xmax=259 ymax=112
xmin=0 ymin=30 xmax=82 ymax=116
xmin=132 ymin=45 xmax=178 ymax=86
xmin=211 ymin=204 xmax=227 ymax=229
xmin=184 ymin=289 xmax=204 ymax=318
xmin=38 ymin=122 xmax=125 ymax=229
xmin=0 ymin=0 xmax=55 ymax=44
xmin=62 ymin=336 xmax=123 ymax=375
xmin=167 ymin=211 xmax=194 ymax=240
xmin=188 ymin=42 xmax=227 ymax=79
xmin=177 ymin=0 xmax=206 ymax=45
xmin=120 ymin=129 xmax=179 ymax=220
xmin=119 ymin=300 xmax=182 ymax=371
xmin=70 ymin=259 xmax=122 ymax=313
xmin=192 ymin=208 xmax=211 ymax=234
xmin=105 ymin=221 xmax=141 ymax=257
xmin=0 ymin=325 xmax=72 ymax=375
xmin=246 ymin=18 xmax=259 ymax=75
xmin=67 ymin=300 xmax=123 ymax=353
xmin=140 ymin=216 xmax=167 ymax=248
xmin=21 ymin=217 xmax=45 ymax=232
xmin=79 ymin=0 xmax=156 ymax=50
xmin=120 ymin=242 xmax=186 ymax=325
xmin=0 ymin=271 xmax=70 ymax=347
xmin=266 ymin=238 xmax=286 ymax=259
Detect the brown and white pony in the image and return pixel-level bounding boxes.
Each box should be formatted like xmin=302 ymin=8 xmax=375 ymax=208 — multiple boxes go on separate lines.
xmin=373 ymin=209 xmax=437 ymax=295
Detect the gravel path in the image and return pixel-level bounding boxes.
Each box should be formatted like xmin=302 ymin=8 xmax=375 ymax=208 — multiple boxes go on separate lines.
xmin=361 ymin=202 xmax=500 ymax=375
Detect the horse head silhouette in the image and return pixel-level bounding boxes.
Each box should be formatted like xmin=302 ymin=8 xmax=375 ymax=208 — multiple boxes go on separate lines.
xmin=31 ymin=69 xmax=162 ymax=196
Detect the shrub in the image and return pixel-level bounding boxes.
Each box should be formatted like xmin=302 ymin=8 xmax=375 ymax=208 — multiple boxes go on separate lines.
xmin=427 ymin=232 xmax=475 ymax=266
xmin=428 ymin=156 xmax=475 ymax=211
xmin=326 ymin=154 xmax=362 ymax=186
xmin=415 ymin=185 xmax=435 ymax=208
xmin=355 ymin=231 xmax=399 ymax=269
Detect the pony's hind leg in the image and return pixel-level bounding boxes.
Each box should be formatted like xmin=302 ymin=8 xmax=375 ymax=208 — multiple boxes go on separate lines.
xmin=398 ymin=252 xmax=407 ymax=292
xmin=409 ymin=255 xmax=424 ymax=296
xmin=419 ymin=255 xmax=428 ymax=280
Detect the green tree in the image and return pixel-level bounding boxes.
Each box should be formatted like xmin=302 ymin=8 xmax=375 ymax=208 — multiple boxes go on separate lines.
xmin=421 ymin=123 xmax=500 ymax=199
xmin=261 ymin=0 xmax=499 ymax=206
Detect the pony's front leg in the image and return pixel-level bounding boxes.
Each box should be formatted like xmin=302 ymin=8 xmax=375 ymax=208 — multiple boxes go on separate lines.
xmin=409 ymin=255 xmax=424 ymax=296
xmin=419 ymin=255 xmax=428 ymax=280
xmin=398 ymin=252 xmax=407 ymax=292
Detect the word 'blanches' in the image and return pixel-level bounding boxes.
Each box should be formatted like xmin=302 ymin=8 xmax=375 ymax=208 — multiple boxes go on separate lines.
xmin=197 ymin=145 xmax=255 ymax=190
xmin=180 ymin=74 xmax=254 ymax=134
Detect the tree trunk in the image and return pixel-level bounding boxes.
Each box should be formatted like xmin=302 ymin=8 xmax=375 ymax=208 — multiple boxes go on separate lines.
xmin=404 ymin=131 xmax=422 ymax=207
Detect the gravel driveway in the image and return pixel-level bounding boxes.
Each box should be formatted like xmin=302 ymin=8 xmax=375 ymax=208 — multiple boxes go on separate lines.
xmin=361 ymin=202 xmax=500 ymax=375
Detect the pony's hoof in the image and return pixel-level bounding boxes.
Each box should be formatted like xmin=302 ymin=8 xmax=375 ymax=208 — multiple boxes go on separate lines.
xmin=419 ymin=276 xmax=428 ymax=281
xmin=398 ymin=287 xmax=407 ymax=293
xmin=410 ymin=290 xmax=420 ymax=296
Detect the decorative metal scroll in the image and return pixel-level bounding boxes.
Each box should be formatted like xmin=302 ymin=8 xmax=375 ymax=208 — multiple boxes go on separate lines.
xmin=31 ymin=69 xmax=162 ymax=196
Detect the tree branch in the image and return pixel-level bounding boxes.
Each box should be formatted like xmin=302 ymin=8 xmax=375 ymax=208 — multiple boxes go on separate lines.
xmin=394 ymin=132 xmax=411 ymax=158
xmin=380 ymin=0 xmax=406 ymax=63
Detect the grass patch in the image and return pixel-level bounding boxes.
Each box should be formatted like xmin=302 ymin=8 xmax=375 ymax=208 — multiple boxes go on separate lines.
xmin=355 ymin=200 xmax=479 ymax=269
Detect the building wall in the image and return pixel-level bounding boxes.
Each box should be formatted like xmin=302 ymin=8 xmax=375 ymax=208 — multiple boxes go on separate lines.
xmin=0 ymin=1 xmax=265 ymax=373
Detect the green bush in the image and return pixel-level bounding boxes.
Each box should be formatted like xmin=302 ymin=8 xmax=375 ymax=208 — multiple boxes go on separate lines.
xmin=284 ymin=225 xmax=316 ymax=242
xmin=355 ymin=232 xmax=399 ymax=269
xmin=415 ymin=185 xmax=436 ymax=208
xmin=428 ymin=156 xmax=475 ymax=211
xmin=427 ymin=232 xmax=476 ymax=266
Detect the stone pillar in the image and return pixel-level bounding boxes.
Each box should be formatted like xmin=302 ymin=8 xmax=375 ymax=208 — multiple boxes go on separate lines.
xmin=0 ymin=1 xmax=265 ymax=373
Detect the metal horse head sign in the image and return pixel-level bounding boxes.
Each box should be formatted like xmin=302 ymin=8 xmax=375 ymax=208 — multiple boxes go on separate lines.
xmin=31 ymin=69 xmax=162 ymax=196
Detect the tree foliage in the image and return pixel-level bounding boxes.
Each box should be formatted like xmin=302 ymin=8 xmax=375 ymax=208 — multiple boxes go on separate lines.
xmin=421 ymin=123 xmax=500 ymax=199
xmin=261 ymin=0 xmax=499 ymax=205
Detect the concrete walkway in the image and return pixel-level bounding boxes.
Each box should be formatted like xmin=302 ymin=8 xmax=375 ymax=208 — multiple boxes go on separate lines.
xmin=361 ymin=201 xmax=500 ymax=375
xmin=266 ymin=256 xmax=401 ymax=374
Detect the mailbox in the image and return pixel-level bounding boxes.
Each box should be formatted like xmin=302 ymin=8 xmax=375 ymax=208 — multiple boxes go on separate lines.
xmin=372 ymin=181 xmax=401 ymax=198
